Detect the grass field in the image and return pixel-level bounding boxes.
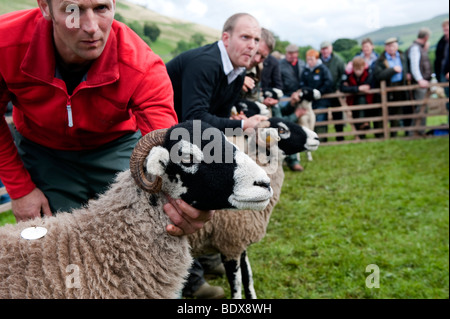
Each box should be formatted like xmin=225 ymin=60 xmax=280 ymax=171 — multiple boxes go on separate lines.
xmin=208 ymin=136 xmax=449 ymax=299
xmin=1 ymin=136 xmax=448 ymax=299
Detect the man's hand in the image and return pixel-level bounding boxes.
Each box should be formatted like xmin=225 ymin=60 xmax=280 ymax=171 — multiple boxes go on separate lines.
xmin=12 ymin=188 xmax=52 ymax=222
xmin=263 ymin=97 xmax=279 ymax=107
xmin=242 ymin=76 xmax=256 ymax=93
xmin=393 ymin=66 xmax=402 ymax=73
xmin=164 ymin=197 xmax=215 ymax=236
xmin=418 ymin=79 xmax=429 ymax=88
xmin=242 ymin=114 xmax=269 ymax=131
xmin=358 ymin=84 xmax=371 ymax=92
xmin=290 ymin=91 xmax=301 ymax=106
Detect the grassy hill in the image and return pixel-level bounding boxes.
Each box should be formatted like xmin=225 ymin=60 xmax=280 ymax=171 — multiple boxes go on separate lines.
xmin=355 ymin=13 xmax=449 ymax=50
xmin=0 ymin=0 xmax=221 ymax=61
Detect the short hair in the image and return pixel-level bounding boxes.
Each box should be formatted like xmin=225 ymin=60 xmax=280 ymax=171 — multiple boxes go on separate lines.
xmin=261 ymin=28 xmax=276 ymax=52
xmin=361 ymin=38 xmax=373 ymax=46
xmin=222 ymin=13 xmax=257 ymax=34
xmin=306 ymin=49 xmax=319 ymax=59
xmin=418 ymin=27 xmax=431 ymax=39
xmin=442 ymin=19 xmax=449 ymax=28
xmin=352 ymin=56 xmax=366 ymax=69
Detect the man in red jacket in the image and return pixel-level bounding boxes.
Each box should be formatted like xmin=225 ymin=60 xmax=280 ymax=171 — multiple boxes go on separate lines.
xmin=0 ymin=0 xmax=212 ymax=236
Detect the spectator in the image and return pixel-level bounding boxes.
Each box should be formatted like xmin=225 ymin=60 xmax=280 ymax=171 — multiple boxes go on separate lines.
xmin=241 ymin=28 xmax=281 ymax=112
xmin=166 ymin=13 xmax=266 ymax=133
xmin=346 ymin=38 xmax=379 ymax=73
xmin=341 ymin=56 xmax=374 ymax=139
xmin=277 ymin=44 xmax=307 ymax=171
xmin=320 ymin=41 xmax=347 ymax=141
xmin=166 ymin=13 xmax=266 ymax=299
xmin=406 ymin=27 xmax=432 ymax=135
xmin=280 ymin=44 xmax=306 ymax=97
xmin=0 ymin=0 xmax=211 ymax=251
xmin=260 ymin=30 xmax=283 ymax=92
xmin=435 ymin=18 xmax=449 ymax=116
xmin=299 ymin=49 xmax=334 ymax=141
xmin=373 ymin=37 xmax=410 ymax=137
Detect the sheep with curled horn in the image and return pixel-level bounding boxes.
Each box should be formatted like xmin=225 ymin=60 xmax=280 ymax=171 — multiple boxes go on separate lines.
xmin=188 ymin=117 xmax=320 ymax=299
xmin=0 ymin=120 xmax=272 ymax=299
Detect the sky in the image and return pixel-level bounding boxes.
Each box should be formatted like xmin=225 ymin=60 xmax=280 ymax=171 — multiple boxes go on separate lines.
xmin=126 ymin=0 xmax=449 ymax=48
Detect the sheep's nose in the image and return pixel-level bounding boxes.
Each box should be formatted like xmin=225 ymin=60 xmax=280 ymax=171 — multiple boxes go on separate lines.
xmin=254 ymin=180 xmax=271 ymax=191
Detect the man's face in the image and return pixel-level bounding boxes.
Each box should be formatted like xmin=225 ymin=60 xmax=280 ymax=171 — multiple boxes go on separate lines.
xmin=285 ymin=51 xmax=298 ymax=63
xmin=385 ymin=42 xmax=398 ymax=56
xmin=320 ymin=46 xmax=332 ymax=59
xmin=249 ymin=41 xmax=270 ymax=68
xmin=38 ymin=0 xmax=116 ymax=65
xmin=361 ymin=42 xmax=373 ymax=56
xmin=222 ymin=16 xmax=261 ymax=68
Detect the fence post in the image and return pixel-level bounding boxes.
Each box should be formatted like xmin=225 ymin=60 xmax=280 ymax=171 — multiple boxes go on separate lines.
xmin=380 ymin=81 xmax=390 ymax=139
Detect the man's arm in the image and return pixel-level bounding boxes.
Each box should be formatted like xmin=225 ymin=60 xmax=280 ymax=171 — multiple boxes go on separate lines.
xmin=0 ymin=77 xmax=52 ymax=221
xmin=130 ymin=57 xmax=215 ymax=236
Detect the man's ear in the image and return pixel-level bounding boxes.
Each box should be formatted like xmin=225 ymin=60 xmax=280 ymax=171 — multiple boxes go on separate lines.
xmin=222 ymin=32 xmax=230 ymax=47
xmin=37 ymin=0 xmax=52 ymax=21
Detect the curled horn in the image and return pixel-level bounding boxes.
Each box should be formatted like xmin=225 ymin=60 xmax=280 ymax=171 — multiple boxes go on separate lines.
xmin=130 ymin=128 xmax=168 ymax=193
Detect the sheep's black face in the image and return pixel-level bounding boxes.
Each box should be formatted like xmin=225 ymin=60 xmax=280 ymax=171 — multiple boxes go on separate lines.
xmin=145 ymin=121 xmax=272 ymax=211
xmin=268 ymin=117 xmax=320 ymax=155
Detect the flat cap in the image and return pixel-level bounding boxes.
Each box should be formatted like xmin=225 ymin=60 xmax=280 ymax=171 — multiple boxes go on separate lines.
xmin=285 ymin=44 xmax=299 ymax=52
xmin=384 ymin=37 xmax=398 ymax=45
xmin=320 ymin=41 xmax=332 ymax=49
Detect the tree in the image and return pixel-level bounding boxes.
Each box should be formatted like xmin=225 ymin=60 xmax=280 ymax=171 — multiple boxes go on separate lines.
xmin=333 ymin=38 xmax=358 ymax=52
xmin=191 ymin=33 xmax=205 ymax=47
xmin=143 ymin=23 xmax=161 ymax=43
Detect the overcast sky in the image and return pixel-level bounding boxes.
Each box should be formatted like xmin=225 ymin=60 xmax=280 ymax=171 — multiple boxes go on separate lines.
xmin=126 ymin=0 xmax=448 ymax=48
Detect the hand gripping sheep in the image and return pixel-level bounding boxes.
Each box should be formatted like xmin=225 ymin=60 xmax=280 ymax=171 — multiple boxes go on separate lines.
xmin=0 ymin=120 xmax=273 ymax=299
xmin=188 ymin=117 xmax=320 ymax=299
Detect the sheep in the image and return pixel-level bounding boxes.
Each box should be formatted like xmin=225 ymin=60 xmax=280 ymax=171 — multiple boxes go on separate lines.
xmin=0 ymin=120 xmax=273 ymax=299
xmin=295 ymin=87 xmax=322 ymax=162
xmin=187 ymin=117 xmax=320 ymax=299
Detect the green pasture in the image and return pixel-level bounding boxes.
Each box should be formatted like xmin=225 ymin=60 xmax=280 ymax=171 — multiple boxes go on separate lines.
xmin=1 ymin=136 xmax=448 ymax=299
xmin=209 ymin=136 xmax=449 ymax=299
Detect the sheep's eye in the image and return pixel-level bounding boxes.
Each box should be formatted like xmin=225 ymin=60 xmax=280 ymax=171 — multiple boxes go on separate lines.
xmin=180 ymin=152 xmax=194 ymax=165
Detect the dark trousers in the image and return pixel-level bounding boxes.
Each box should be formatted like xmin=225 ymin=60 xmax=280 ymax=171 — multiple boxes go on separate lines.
xmin=14 ymin=129 xmax=141 ymax=213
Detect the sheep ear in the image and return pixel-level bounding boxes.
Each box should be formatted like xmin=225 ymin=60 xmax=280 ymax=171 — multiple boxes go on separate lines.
xmin=146 ymin=146 xmax=170 ymax=177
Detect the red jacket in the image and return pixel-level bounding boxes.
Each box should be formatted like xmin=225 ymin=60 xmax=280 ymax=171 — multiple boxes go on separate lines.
xmin=0 ymin=9 xmax=177 ymax=199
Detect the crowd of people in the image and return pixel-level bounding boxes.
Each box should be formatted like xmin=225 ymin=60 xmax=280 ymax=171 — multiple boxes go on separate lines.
xmin=0 ymin=0 xmax=448 ymax=299
xmin=253 ymin=19 xmax=449 ymax=171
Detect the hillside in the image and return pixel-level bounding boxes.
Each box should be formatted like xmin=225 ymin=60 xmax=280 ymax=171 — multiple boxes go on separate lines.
xmin=0 ymin=0 xmax=221 ymax=61
xmin=355 ymin=13 xmax=449 ymax=50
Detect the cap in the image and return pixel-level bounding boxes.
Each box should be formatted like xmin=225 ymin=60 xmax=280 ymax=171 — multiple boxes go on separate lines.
xmin=320 ymin=41 xmax=332 ymax=49
xmin=384 ymin=37 xmax=398 ymax=45
xmin=285 ymin=44 xmax=299 ymax=53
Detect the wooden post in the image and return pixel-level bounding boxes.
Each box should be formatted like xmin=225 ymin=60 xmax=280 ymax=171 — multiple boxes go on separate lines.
xmin=338 ymin=96 xmax=359 ymax=141
xmin=380 ymin=81 xmax=390 ymax=139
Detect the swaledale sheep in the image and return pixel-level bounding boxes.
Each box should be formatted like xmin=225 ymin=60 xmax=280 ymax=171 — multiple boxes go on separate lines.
xmin=0 ymin=120 xmax=273 ymax=299
xmin=188 ymin=118 xmax=320 ymax=299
